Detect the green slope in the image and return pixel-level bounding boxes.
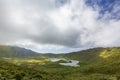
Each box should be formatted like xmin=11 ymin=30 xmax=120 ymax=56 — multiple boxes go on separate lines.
xmin=82 ymin=47 xmax=120 ymax=74
xmin=64 ymin=48 xmax=104 ymax=63
xmin=0 ymin=45 xmax=43 ymax=59
xmin=0 ymin=45 xmax=120 ymax=80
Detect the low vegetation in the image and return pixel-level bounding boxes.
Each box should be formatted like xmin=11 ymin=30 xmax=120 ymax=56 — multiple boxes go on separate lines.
xmin=0 ymin=46 xmax=120 ymax=80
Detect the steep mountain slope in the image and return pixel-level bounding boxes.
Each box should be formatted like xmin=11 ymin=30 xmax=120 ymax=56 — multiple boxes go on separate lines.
xmin=0 ymin=45 xmax=42 ymax=59
xmin=83 ymin=47 xmax=120 ymax=74
xmin=64 ymin=48 xmax=104 ymax=63
xmin=43 ymin=48 xmax=106 ymax=64
xmin=54 ymin=47 xmax=120 ymax=65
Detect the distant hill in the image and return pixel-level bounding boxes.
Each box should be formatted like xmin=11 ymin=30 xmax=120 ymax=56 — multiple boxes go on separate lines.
xmin=0 ymin=45 xmax=43 ymax=59
xmin=44 ymin=47 xmax=106 ymax=63
xmin=65 ymin=47 xmax=120 ymax=61
xmin=63 ymin=48 xmax=104 ymax=63
xmin=0 ymin=45 xmax=120 ymax=66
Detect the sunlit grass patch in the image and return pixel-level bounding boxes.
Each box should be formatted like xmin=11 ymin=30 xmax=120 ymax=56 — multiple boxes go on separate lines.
xmin=2 ymin=58 xmax=50 ymax=66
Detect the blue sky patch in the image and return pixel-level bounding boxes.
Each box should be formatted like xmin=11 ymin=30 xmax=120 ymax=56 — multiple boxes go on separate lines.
xmin=85 ymin=0 xmax=120 ymax=20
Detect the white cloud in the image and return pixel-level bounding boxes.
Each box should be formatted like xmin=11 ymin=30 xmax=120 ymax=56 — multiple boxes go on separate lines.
xmin=0 ymin=0 xmax=120 ymax=53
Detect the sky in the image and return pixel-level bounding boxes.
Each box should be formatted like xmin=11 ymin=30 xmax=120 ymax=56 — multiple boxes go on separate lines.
xmin=0 ymin=0 xmax=120 ymax=53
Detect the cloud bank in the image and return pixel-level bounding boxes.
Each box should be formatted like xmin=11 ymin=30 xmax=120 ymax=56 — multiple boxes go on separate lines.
xmin=0 ymin=0 xmax=120 ymax=53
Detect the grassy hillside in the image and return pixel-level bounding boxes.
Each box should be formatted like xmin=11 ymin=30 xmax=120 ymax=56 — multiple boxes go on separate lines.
xmin=0 ymin=45 xmax=43 ymax=59
xmin=63 ymin=47 xmax=120 ymax=75
xmin=0 ymin=46 xmax=120 ymax=80
xmin=64 ymin=48 xmax=104 ymax=63
xmin=82 ymin=47 xmax=120 ymax=74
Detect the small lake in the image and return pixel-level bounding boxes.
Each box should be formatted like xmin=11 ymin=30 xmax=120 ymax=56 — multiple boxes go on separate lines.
xmin=50 ymin=58 xmax=80 ymax=67
xmin=59 ymin=60 xmax=79 ymax=67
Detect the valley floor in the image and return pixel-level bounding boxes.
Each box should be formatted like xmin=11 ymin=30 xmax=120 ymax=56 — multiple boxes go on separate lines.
xmin=0 ymin=58 xmax=120 ymax=80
